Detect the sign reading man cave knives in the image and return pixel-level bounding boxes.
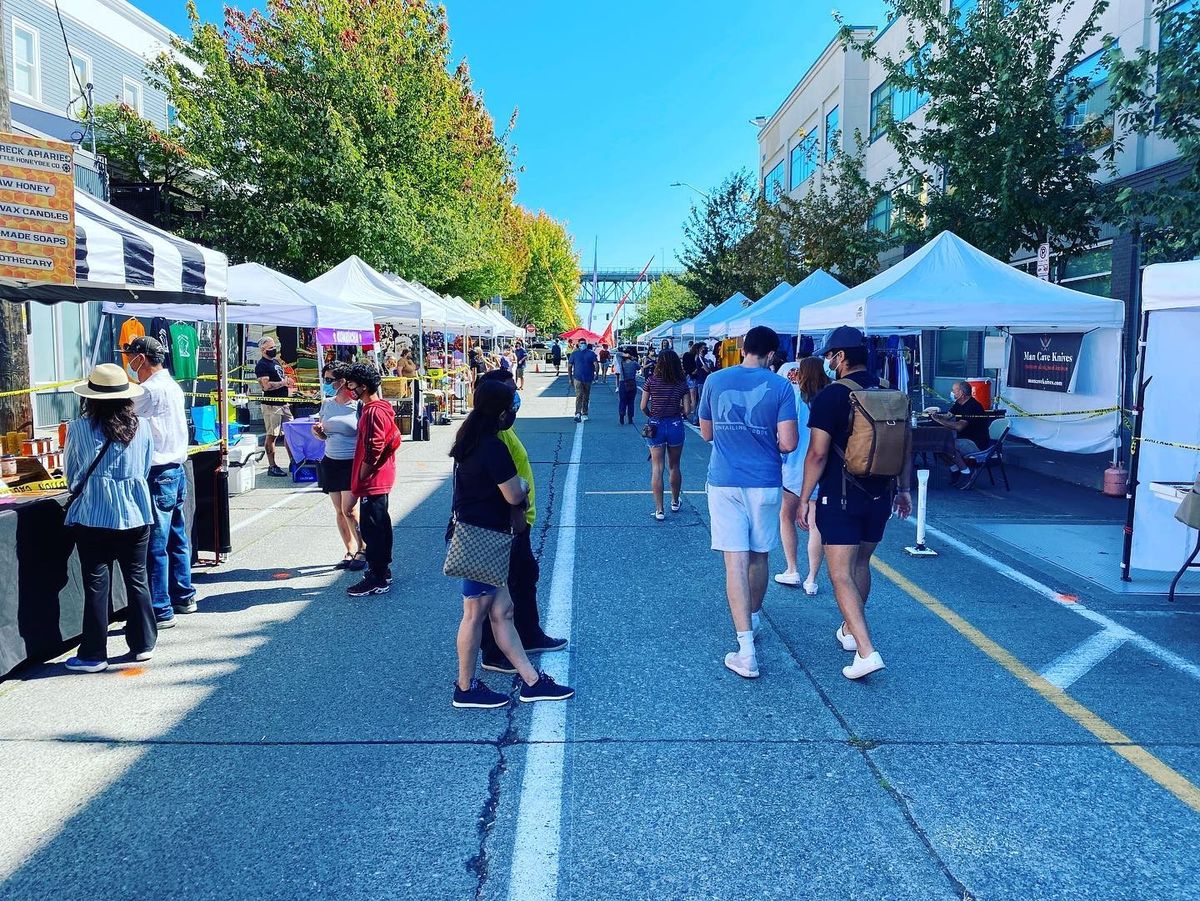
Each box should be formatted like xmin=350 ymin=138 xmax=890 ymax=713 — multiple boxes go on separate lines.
xmin=1007 ymin=332 xmax=1085 ymax=393
xmin=0 ymin=133 xmax=76 ymax=286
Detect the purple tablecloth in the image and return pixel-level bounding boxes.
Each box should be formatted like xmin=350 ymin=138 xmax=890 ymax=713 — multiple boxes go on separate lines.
xmin=282 ymin=416 xmax=326 ymax=463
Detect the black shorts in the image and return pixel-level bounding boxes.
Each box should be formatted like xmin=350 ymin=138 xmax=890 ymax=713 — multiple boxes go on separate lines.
xmin=815 ymin=489 xmax=893 ymax=546
xmin=319 ymin=456 xmax=354 ymax=494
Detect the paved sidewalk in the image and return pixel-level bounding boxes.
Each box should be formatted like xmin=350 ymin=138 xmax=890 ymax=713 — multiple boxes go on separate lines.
xmin=1 ymin=371 xmax=1198 ymax=900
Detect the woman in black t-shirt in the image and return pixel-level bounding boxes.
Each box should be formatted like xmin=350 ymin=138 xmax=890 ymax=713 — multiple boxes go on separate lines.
xmin=448 ymin=380 xmax=574 ymax=710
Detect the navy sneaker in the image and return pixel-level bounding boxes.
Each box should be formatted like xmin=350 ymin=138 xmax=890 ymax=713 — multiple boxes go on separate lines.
xmin=347 ymin=576 xmax=390 ymax=597
xmin=481 ymin=654 xmax=518 ymax=674
xmin=155 ymin=613 xmax=177 ymax=630
xmin=65 ymin=657 xmax=108 ymax=673
xmin=519 ymin=672 xmax=575 ymax=703
xmin=452 ymin=679 xmax=510 ymax=709
xmin=524 ymin=635 xmax=569 ymax=654
xmin=172 ymin=596 xmax=198 ymax=615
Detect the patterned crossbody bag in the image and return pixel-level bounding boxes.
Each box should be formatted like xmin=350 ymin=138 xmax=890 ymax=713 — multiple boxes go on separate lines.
xmin=442 ymin=464 xmax=513 ymax=586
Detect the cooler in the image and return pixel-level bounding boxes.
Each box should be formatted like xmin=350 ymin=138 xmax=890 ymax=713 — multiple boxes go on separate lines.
xmin=967 ymin=378 xmax=992 ymax=409
xmin=227 ymin=436 xmax=264 ymax=496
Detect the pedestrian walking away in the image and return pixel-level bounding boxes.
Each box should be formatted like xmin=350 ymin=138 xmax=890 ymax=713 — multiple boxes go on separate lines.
xmin=255 ymin=335 xmax=293 ymax=477
xmin=345 ymin=363 xmax=402 ymax=597
xmin=597 ymin=343 xmax=612 ymax=383
xmin=798 ymin=326 xmax=912 ymax=681
xmin=616 ymin=346 xmax=640 ymax=425
xmin=698 ymin=326 xmax=798 ymax=679
xmin=550 ymin=339 xmax=563 ymax=375
xmin=572 ymin=340 xmax=599 ymax=422
xmin=314 ymin=363 xmax=366 ymax=572
xmin=775 ymin=359 xmax=829 ymax=595
xmin=475 ymin=370 xmax=568 ymax=674
xmin=641 ymin=349 xmax=692 ymax=520
xmin=446 ymin=379 xmax=574 ymax=709
xmin=126 ymin=336 xmax=197 ymax=626
xmin=62 ymin=364 xmax=157 ymax=673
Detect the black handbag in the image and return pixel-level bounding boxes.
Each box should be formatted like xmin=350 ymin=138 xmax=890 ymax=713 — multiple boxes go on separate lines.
xmin=641 ymin=420 xmax=657 ymax=439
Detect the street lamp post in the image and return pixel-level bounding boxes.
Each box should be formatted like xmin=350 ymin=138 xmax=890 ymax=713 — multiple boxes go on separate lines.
xmin=670 ymin=181 xmax=709 ymax=201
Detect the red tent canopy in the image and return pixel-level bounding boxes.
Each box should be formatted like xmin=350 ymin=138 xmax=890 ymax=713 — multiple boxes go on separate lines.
xmin=559 ymin=327 xmax=603 ymax=343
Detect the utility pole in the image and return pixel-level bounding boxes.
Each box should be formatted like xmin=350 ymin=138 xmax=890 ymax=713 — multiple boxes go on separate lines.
xmin=0 ymin=0 xmax=34 ymax=436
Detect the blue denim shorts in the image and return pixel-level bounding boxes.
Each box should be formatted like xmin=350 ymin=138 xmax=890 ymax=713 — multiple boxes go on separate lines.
xmin=462 ymin=578 xmax=499 ymax=597
xmin=646 ymin=416 xmax=685 ymax=448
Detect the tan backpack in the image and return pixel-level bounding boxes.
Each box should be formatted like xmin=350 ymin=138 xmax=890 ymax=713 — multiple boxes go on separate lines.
xmin=834 ymin=377 xmax=911 ymax=479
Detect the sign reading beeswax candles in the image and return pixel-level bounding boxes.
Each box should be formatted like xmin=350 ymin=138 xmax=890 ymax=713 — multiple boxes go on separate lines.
xmin=0 ymin=133 xmax=76 ymax=286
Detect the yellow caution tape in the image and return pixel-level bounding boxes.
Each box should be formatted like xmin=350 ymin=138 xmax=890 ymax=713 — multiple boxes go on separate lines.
xmin=0 ymin=378 xmax=85 ymax=398
xmin=7 ymin=477 xmax=68 ymax=493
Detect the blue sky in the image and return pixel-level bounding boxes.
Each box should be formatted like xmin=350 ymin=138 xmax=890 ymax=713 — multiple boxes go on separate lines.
xmin=132 ymin=0 xmax=888 ymax=272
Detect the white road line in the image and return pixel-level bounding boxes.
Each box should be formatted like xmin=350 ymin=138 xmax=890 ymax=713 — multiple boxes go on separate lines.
xmin=913 ymin=519 xmax=1200 ymax=685
xmin=1041 ymin=628 xmax=1130 ymax=689
xmin=507 ymin=423 xmax=583 ymax=901
xmin=230 ymin=484 xmax=322 ymax=534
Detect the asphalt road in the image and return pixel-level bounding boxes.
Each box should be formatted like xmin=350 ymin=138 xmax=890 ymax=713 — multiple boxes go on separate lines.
xmin=1 ymin=368 xmax=1198 ymax=900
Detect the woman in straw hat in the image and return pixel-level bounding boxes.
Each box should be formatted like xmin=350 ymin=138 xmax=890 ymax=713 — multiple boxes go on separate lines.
xmin=63 ymin=363 xmax=157 ymax=673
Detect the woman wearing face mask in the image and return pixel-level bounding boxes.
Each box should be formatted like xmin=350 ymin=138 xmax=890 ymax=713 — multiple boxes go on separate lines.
xmin=448 ymin=379 xmax=574 ymax=709
xmin=314 ymin=363 xmax=365 ymax=570
xmin=775 ymin=358 xmax=829 ymax=593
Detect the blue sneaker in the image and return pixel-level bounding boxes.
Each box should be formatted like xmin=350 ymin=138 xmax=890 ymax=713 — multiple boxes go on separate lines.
xmin=155 ymin=612 xmax=176 ymax=630
xmin=452 ymin=679 xmax=510 ymax=709
xmin=65 ymin=657 xmax=108 ymax=673
xmin=519 ymin=672 xmax=575 ymax=703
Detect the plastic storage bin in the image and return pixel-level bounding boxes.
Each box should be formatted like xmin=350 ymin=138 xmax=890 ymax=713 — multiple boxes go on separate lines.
xmin=227 ymin=437 xmax=264 ymax=496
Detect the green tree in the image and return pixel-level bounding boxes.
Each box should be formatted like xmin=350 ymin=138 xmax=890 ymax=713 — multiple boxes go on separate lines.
xmin=152 ymin=0 xmax=548 ymax=301
xmin=678 ymin=170 xmax=758 ymax=307
xmin=1106 ymin=0 xmax=1200 ymax=262
xmin=623 ymin=275 xmax=699 ymax=337
xmin=92 ymin=102 xmax=193 ymax=227
xmin=506 ymin=210 xmax=580 ymax=331
xmin=838 ymin=0 xmax=1111 ymax=258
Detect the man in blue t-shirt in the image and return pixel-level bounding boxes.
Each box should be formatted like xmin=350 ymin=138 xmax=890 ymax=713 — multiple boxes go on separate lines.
xmin=571 ymin=341 xmax=598 ymax=423
xmin=698 ymin=325 xmax=798 ymax=680
xmin=798 ymin=326 xmax=912 ymax=682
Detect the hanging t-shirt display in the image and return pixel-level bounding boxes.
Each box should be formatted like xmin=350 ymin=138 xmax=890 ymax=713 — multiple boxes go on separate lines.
xmin=118 ymin=318 xmax=145 ymax=367
xmin=169 ymin=321 xmax=200 ymax=380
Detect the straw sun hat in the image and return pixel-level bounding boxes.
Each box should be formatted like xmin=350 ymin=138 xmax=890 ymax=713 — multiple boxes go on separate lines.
xmin=73 ymin=363 xmax=145 ymax=400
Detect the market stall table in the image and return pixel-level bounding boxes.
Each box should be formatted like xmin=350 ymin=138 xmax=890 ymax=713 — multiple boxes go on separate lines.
xmin=282 ymin=416 xmax=325 ymax=482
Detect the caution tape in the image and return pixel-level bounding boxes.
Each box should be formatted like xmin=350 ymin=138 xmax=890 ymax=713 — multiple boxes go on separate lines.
xmin=1131 ymin=436 xmax=1200 ymax=454
xmin=0 ymin=378 xmax=86 ymax=398
xmin=5 ymin=477 xmax=68 ymax=493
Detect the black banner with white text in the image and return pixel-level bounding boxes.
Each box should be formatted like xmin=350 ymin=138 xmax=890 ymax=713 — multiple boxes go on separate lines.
xmin=1007 ymin=332 xmax=1085 ymax=393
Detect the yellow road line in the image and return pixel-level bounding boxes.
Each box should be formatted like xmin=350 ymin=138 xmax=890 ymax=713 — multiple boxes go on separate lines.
xmin=872 ymin=558 xmax=1200 ymax=815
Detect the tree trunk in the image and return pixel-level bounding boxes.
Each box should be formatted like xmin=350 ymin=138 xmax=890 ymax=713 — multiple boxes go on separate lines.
xmin=0 ymin=0 xmax=35 ymax=436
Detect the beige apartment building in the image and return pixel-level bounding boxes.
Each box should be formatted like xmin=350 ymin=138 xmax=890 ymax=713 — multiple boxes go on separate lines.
xmin=756 ymin=0 xmax=1191 ymax=395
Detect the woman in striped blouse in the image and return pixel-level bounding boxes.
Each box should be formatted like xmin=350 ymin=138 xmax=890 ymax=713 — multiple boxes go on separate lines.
xmin=63 ymin=363 xmax=157 ymax=673
xmin=640 ymin=349 xmax=692 ymax=521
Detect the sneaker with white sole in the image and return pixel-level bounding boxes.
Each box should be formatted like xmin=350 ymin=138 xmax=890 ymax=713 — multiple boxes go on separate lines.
xmin=723 ymin=650 xmax=760 ymax=679
xmin=519 ymin=672 xmax=575 ymax=703
xmin=836 ymin=625 xmax=858 ymax=652
xmin=670 ymin=498 xmax=682 ymax=513
xmin=774 ymin=571 xmax=801 ymax=587
xmin=843 ymin=651 xmax=885 ymax=680
xmin=65 ymin=657 xmax=108 ymax=673
xmin=803 ymin=580 xmax=818 ymax=596
xmin=452 ymin=679 xmax=510 ymax=709
xmin=652 ymin=509 xmax=665 ymax=521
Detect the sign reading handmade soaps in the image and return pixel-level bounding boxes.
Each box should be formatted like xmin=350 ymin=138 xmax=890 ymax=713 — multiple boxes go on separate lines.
xmin=1007 ymin=332 xmax=1085 ymax=393
xmin=0 ymin=133 xmax=76 ymax=285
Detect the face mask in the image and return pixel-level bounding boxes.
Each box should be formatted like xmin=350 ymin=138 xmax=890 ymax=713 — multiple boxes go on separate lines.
xmin=322 ymin=382 xmax=336 ymax=397
xmin=265 ymin=348 xmax=278 ymax=358
xmin=823 ymin=356 xmax=839 ymax=380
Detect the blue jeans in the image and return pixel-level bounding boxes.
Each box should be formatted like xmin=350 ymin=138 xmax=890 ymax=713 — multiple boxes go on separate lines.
xmin=618 ymin=385 xmax=637 ymax=420
xmin=148 ymin=463 xmax=195 ymax=616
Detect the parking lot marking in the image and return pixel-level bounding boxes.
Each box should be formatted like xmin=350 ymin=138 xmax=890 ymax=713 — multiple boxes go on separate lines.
xmin=873 ymin=558 xmax=1200 ymax=815
xmin=508 ymin=423 xmax=583 ymax=901
xmin=230 ymin=484 xmax=321 ymax=534
xmin=1041 ymin=628 xmax=1129 ymax=689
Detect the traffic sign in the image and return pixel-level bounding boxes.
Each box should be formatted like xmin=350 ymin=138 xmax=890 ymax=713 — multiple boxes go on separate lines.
xmin=1036 ymin=243 xmax=1051 ymax=281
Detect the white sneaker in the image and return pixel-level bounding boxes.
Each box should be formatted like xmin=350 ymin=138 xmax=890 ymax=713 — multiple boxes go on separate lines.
xmin=836 ymin=625 xmax=858 ymax=652
xmin=774 ymin=571 xmax=801 ymax=587
xmin=582 ymin=415 xmax=589 ymax=422
xmin=652 ymin=509 xmax=665 ymax=521
xmin=724 ymin=650 xmax=760 ymax=679
xmin=842 ymin=651 xmax=885 ymax=680
xmin=802 ymin=580 xmax=818 ymax=596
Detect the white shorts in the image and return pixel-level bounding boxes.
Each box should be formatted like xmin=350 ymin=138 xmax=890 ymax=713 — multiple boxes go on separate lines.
xmin=707 ymin=485 xmax=783 ymax=553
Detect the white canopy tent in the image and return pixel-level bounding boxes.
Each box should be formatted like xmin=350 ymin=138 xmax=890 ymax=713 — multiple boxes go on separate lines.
xmin=727 ymin=270 xmax=846 ymax=337
xmin=689 ymin=292 xmax=751 ymax=340
xmin=707 ymin=282 xmax=792 ymax=338
xmin=641 ymin=319 xmax=676 ymax=342
xmin=384 ymin=276 xmax=486 ymax=333
xmin=799 ymin=231 xmax=1125 ymax=454
xmin=481 ymin=306 xmax=524 ymax=339
xmin=670 ymin=304 xmax=720 ymax=339
xmin=309 ymin=256 xmax=423 ymax=328
xmin=1127 ymin=260 xmax=1200 ymax=574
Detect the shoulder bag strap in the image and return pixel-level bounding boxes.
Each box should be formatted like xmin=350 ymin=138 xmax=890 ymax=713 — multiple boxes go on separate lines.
xmin=66 ymin=435 xmax=115 ymax=511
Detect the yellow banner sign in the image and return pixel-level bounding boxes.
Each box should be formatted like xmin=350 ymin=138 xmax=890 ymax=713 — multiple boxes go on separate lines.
xmin=0 ymin=133 xmax=76 ymax=286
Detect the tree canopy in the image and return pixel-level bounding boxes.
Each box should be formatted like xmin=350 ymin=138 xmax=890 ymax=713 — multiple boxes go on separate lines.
xmin=623 ymin=275 xmax=699 ymax=338
xmin=677 ymin=170 xmax=758 ymax=308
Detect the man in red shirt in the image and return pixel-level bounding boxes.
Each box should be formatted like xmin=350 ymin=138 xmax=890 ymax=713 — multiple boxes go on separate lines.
xmin=345 ymin=362 xmax=401 ymax=597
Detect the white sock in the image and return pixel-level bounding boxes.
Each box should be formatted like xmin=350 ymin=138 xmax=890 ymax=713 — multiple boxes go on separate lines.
xmin=949 ymin=464 xmax=960 ymax=473
xmin=736 ymin=630 xmax=755 ymax=657
xmin=751 ymin=611 xmax=762 ymax=634
xmin=961 ymin=467 xmax=972 ymax=475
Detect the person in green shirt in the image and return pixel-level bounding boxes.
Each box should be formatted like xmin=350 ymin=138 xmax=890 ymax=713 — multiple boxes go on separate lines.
xmin=477 ymin=369 xmax=567 ymax=671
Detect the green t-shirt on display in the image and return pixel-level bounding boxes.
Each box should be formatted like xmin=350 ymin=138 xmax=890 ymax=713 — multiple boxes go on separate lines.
xmin=169 ymin=322 xmax=199 ymax=380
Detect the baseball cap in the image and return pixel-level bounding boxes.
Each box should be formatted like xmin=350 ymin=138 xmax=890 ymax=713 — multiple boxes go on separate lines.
xmin=816 ymin=326 xmax=866 ymax=356
xmin=125 ymin=335 xmax=166 ymax=361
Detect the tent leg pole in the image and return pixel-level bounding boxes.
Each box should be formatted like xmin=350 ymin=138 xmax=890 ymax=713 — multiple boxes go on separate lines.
xmin=217 ymin=296 xmax=229 ymax=456
xmin=919 ymin=332 xmax=927 ymax=412
xmin=1120 ymin=310 xmax=1151 ymax=583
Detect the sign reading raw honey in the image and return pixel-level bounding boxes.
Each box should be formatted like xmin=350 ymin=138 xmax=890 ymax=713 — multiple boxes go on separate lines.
xmin=0 ymin=133 xmax=76 ymax=286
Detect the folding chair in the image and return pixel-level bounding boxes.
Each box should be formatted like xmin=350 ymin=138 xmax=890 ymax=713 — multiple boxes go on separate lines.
xmin=960 ymin=422 xmax=1011 ymax=491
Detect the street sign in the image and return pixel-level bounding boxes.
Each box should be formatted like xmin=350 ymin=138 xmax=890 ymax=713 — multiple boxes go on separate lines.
xmin=0 ymin=133 xmax=76 ymax=286
xmin=526 ymin=324 xmax=536 ymax=335
xmin=1036 ymin=243 xmax=1051 ymax=281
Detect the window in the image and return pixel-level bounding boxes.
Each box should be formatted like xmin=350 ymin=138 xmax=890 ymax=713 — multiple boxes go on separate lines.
xmin=122 ymin=77 xmax=143 ymax=116
xmin=869 ymin=52 xmax=929 ymax=142
xmin=824 ymin=106 xmax=840 ymax=162
xmin=869 ymin=82 xmax=892 ymax=143
xmin=953 ymin=0 xmax=980 ymax=19
xmin=936 ymin=330 xmax=971 ymax=376
xmin=790 ymin=128 xmax=818 ymax=189
xmin=1060 ymin=245 xmax=1112 ymax=297
xmin=763 ymin=160 xmax=785 ymax=202
xmin=1063 ymin=50 xmax=1113 ymax=150
xmin=1157 ymin=0 xmax=1197 ymax=117
xmin=29 ymin=302 xmax=88 ymax=385
xmin=11 ymin=20 xmax=40 ymax=102
xmin=869 ymin=194 xmax=892 ymax=233
xmin=68 ymin=50 xmax=93 ymax=114
xmin=167 ymin=103 xmax=179 ymax=130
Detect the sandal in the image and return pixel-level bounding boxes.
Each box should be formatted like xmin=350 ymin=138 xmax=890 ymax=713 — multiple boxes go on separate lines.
xmin=652 ymin=510 xmax=665 ymax=521
xmin=335 ymin=553 xmax=353 ymax=570
xmin=670 ymin=497 xmax=682 ymax=513
xmin=347 ymin=551 xmax=368 ymax=571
